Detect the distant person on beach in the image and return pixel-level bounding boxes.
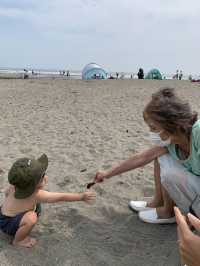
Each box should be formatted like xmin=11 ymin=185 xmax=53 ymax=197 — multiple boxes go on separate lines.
xmin=137 ymin=68 xmax=144 ymax=79
xmin=173 ymin=70 xmax=179 ymax=79
xmin=23 ymin=69 xmax=29 ymax=79
xmin=0 ymin=154 xmax=95 ymax=248
xmin=179 ymin=71 xmax=183 ymax=80
xmin=120 ymin=73 xmax=124 ymax=79
xmin=116 ymin=72 xmax=119 ymax=79
xmin=66 ymin=70 xmax=70 ymax=77
xmin=188 ymin=75 xmax=192 ymax=81
xmin=93 ymin=87 xmax=200 ymax=225
xmin=31 ymin=70 xmax=36 ymax=76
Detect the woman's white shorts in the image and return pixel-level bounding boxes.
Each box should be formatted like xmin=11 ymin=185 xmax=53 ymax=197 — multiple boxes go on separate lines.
xmin=159 ymin=154 xmax=200 ymax=214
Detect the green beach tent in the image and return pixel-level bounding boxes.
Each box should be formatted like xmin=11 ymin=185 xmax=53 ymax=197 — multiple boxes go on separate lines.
xmin=145 ymin=69 xmax=162 ymax=80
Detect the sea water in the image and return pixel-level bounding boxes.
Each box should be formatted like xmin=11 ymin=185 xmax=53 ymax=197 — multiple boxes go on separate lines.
xmin=0 ymin=67 xmax=199 ymax=80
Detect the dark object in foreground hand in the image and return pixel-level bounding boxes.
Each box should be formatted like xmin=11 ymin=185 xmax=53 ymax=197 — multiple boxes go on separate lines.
xmin=87 ymin=182 xmax=95 ymax=189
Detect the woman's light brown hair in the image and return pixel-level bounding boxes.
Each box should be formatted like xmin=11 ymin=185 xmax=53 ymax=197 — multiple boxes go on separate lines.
xmin=144 ymin=88 xmax=198 ymax=138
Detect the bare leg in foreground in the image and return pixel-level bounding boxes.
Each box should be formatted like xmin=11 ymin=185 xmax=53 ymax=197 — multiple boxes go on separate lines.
xmin=12 ymin=211 xmax=37 ymax=248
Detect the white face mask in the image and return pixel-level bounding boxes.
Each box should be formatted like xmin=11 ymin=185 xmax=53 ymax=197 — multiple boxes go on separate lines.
xmin=149 ymin=131 xmax=171 ymax=147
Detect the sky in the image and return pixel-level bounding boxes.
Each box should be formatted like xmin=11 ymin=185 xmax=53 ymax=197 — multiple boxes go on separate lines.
xmin=0 ymin=0 xmax=200 ymax=74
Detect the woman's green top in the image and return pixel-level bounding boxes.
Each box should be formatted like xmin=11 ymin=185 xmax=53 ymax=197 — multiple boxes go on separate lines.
xmin=167 ymin=119 xmax=200 ymax=176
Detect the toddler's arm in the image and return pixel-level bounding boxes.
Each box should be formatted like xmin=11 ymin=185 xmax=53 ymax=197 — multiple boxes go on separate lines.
xmin=36 ymin=190 xmax=96 ymax=203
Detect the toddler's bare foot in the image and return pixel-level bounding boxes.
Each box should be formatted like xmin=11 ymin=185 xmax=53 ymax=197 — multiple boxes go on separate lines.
xmin=13 ymin=236 xmax=37 ymax=248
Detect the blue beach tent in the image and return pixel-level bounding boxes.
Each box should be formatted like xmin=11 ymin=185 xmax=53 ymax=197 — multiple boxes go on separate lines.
xmin=82 ymin=63 xmax=107 ymax=80
xmin=145 ymin=68 xmax=162 ymax=80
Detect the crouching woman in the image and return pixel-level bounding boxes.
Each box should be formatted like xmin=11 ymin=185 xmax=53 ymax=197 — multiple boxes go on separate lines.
xmin=94 ymin=88 xmax=200 ymax=224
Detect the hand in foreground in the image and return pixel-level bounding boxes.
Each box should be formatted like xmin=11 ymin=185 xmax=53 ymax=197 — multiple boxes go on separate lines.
xmin=82 ymin=191 xmax=96 ymax=203
xmin=174 ymin=207 xmax=200 ymax=266
xmin=93 ymin=171 xmax=108 ymax=183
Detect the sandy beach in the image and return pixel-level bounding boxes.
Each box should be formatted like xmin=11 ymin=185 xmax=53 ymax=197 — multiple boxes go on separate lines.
xmin=0 ymin=79 xmax=199 ymax=266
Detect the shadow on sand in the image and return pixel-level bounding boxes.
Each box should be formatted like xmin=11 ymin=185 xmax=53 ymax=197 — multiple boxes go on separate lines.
xmin=0 ymin=204 xmax=180 ymax=266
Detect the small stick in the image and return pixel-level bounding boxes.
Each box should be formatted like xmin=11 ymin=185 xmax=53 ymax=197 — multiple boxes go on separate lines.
xmin=87 ymin=182 xmax=95 ymax=189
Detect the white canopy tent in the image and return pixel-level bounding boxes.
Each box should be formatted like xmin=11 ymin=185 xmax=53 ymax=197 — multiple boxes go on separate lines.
xmin=82 ymin=63 xmax=107 ymax=80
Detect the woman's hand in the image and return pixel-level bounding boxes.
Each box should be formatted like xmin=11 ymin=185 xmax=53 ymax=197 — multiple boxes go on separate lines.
xmin=174 ymin=207 xmax=200 ymax=266
xmin=93 ymin=171 xmax=108 ymax=183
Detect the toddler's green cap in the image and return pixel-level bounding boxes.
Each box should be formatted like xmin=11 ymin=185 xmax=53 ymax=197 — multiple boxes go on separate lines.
xmin=8 ymin=154 xmax=48 ymax=199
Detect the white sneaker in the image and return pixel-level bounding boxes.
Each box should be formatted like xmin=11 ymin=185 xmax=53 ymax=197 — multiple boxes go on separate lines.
xmin=139 ymin=209 xmax=176 ymax=224
xmin=128 ymin=200 xmax=153 ymax=212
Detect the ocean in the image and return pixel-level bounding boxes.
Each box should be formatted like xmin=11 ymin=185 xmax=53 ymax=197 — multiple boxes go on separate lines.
xmin=0 ymin=67 xmax=198 ymax=80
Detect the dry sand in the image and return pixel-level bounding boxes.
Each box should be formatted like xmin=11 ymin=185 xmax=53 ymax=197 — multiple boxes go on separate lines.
xmin=0 ymin=79 xmax=199 ymax=266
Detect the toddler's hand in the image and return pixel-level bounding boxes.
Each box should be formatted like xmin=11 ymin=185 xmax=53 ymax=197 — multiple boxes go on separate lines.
xmin=82 ymin=191 xmax=96 ymax=203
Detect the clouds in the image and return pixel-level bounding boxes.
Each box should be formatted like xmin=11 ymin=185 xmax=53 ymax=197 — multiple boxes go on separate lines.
xmin=1 ymin=1 xmax=200 ymax=30
xmin=1 ymin=1 xmax=195 ymax=33
xmin=0 ymin=1 xmax=200 ymax=73
xmin=1 ymin=1 xmax=199 ymax=35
